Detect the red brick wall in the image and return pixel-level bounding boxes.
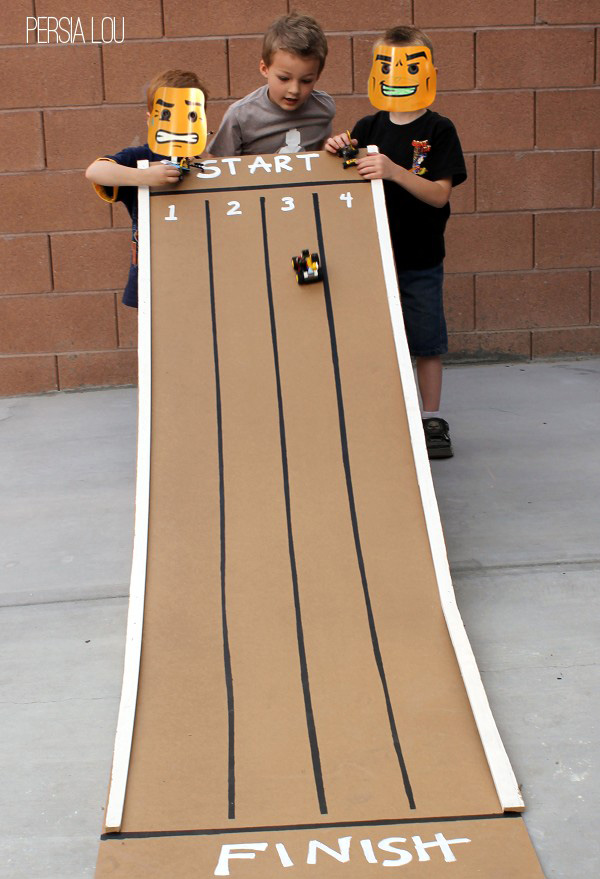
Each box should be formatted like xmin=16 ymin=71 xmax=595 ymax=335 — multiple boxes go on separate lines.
xmin=1 ymin=1 xmax=599 ymax=395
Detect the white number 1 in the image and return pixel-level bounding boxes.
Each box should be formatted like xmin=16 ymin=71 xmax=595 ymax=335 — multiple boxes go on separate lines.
xmin=165 ymin=205 xmax=178 ymax=221
xmin=340 ymin=192 xmax=353 ymax=208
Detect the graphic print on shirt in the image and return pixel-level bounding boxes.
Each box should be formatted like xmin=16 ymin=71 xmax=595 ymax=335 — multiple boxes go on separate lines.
xmin=278 ymin=128 xmax=303 ymax=154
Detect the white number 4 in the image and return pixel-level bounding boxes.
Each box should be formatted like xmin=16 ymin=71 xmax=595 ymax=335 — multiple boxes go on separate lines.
xmin=340 ymin=192 xmax=353 ymax=208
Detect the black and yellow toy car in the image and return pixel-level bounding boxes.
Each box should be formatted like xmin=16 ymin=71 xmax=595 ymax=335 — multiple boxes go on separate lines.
xmin=337 ymin=130 xmax=359 ymax=169
xmin=292 ymin=249 xmax=323 ymax=285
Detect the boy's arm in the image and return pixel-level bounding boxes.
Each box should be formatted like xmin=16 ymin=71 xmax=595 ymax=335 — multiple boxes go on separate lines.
xmin=355 ymin=153 xmax=452 ymax=208
xmin=85 ymin=158 xmax=182 ymax=193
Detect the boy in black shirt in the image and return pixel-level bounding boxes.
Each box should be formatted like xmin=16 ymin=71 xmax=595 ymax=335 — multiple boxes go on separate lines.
xmin=85 ymin=69 xmax=208 ymax=308
xmin=326 ymin=26 xmax=466 ymax=458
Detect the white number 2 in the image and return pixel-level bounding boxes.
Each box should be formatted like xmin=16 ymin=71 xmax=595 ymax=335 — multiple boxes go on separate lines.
xmin=340 ymin=192 xmax=353 ymax=208
xmin=281 ymin=197 xmax=295 ymax=212
xmin=227 ymin=201 xmax=242 ymax=215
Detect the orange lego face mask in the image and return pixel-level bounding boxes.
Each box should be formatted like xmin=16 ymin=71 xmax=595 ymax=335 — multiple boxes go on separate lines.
xmin=368 ymin=44 xmax=436 ymax=112
xmin=147 ymin=86 xmax=207 ymax=157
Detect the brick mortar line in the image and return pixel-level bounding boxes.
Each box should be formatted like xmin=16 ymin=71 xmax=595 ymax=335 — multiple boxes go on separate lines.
xmin=0 ymin=291 xmax=123 ymax=301
xmin=47 ymin=232 xmax=55 ymax=293
xmin=532 ymin=196 xmax=538 ymax=270
xmin=1 ymin=148 xmax=599 ymax=177
xmin=160 ymin=0 xmax=166 ymax=39
xmin=0 ymin=349 xmax=137 ymax=359
xmin=0 ymin=229 xmax=127 ymax=239
xmin=3 ymin=146 xmax=599 ymax=177
xmin=2 ymin=83 xmax=600 ymax=114
xmin=113 ymin=291 xmax=122 ymax=348
xmin=4 ymin=21 xmax=599 ymax=49
xmin=99 ymin=43 xmax=107 ymax=103
xmin=451 ymin=267 xmax=595 ymax=277
xmin=38 ymin=106 xmax=48 ymax=167
xmin=449 ymin=325 xmax=600 ymax=334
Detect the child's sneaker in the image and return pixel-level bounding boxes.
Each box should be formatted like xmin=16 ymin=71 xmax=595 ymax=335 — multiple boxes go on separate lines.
xmin=423 ymin=417 xmax=453 ymax=459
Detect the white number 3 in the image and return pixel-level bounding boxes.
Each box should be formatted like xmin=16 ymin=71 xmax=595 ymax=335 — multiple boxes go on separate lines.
xmin=281 ymin=197 xmax=295 ymax=212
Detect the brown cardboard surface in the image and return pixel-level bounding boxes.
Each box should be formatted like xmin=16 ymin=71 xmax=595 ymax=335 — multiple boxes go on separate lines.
xmin=97 ymin=817 xmax=545 ymax=878
xmin=96 ymin=152 xmax=543 ymax=876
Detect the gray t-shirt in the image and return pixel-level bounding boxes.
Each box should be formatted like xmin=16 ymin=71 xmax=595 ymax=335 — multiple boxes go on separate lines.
xmin=208 ymin=85 xmax=335 ymax=156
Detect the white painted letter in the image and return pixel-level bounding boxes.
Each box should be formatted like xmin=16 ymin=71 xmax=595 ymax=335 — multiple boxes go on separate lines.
xmin=200 ymin=159 xmax=222 ymax=179
xmin=307 ymin=836 xmax=352 ymax=865
xmin=221 ymin=157 xmax=242 ymax=175
xmin=412 ymin=834 xmax=471 ymax=863
xmin=296 ymin=153 xmax=319 ymax=171
xmin=360 ymin=839 xmax=378 ymax=864
xmin=378 ymin=838 xmax=413 ymax=866
xmin=274 ymin=155 xmax=293 ymax=173
xmin=248 ymin=156 xmax=272 ymax=174
xmin=214 ymin=843 xmax=268 ymax=876
xmin=275 ymin=843 xmax=294 ymax=867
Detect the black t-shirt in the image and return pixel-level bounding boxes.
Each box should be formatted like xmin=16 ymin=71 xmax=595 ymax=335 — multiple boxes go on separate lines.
xmin=100 ymin=144 xmax=164 ymax=308
xmin=351 ymin=110 xmax=467 ymax=270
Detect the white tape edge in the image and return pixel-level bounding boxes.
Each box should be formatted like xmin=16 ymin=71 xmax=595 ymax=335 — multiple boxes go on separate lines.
xmin=104 ymin=160 xmax=152 ymax=831
xmin=366 ymin=144 xmax=524 ymax=812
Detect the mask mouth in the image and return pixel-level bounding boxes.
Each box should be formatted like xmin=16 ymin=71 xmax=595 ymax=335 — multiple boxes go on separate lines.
xmin=380 ymin=82 xmax=417 ymax=97
xmin=156 ymin=130 xmax=199 ymax=144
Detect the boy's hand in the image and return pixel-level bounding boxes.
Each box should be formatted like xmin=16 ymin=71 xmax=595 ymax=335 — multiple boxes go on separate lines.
xmin=144 ymin=162 xmax=183 ymax=186
xmin=355 ymin=153 xmax=399 ymax=181
xmin=325 ymin=132 xmax=358 ymax=154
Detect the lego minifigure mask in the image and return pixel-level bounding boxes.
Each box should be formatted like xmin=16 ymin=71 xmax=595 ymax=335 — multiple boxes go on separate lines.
xmin=147 ymin=86 xmax=207 ymax=157
xmin=368 ymin=44 xmax=436 ymax=112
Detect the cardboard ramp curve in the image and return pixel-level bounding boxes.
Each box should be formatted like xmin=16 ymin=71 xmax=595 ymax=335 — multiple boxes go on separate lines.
xmin=96 ymin=151 xmax=545 ymax=878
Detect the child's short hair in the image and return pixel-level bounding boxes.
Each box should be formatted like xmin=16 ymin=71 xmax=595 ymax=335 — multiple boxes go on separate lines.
xmin=146 ymin=69 xmax=209 ymax=112
xmin=377 ymin=25 xmax=434 ymax=61
xmin=262 ymin=13 xmax=328 ymax=74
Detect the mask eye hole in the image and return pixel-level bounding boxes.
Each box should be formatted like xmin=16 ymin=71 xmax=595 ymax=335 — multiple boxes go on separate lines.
xmin=407 ymin=63 xmax=419 ymax=75
xmin=160 ymin=108 xmax=171 ymax=121
xmin=188 ymin=111 xmax=198 ymax=122
xmin=381 ymin=62 xmax=390 ymax=75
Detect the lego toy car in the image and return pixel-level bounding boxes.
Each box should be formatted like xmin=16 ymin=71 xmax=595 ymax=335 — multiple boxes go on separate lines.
xmin=337 ymin=130 xmax=359 ymax=169
xmin=292 ymin=250 xmax=323 ymax=285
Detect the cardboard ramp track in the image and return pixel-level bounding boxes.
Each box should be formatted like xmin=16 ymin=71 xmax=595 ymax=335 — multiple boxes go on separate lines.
xmin=96 ymin=151 xmax=545 ymax=878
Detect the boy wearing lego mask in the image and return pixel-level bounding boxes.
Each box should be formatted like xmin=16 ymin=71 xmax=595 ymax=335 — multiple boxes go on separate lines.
xmin=85 ymin=69 xmax=208 ymax=308
xmin=326 ymin=27 xmax=466 ymax=459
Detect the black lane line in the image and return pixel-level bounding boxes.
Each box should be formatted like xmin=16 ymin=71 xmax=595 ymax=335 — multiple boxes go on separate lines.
xmin=101 ymin=812 xmax=520 ymax=840
xmin=150 ymin=179 xmax=369 ymax=197
xmin=312 ymin=192 xmax=416 ymax=811
xmin=205 ymin=200 xmax=236 ymax=820
xmin=259 ymin=195 xmax=328 ymax=816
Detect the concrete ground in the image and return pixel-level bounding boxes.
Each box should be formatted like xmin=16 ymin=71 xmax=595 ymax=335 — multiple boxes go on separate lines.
xmin=0 ymin=359 xmax=598 ymax=878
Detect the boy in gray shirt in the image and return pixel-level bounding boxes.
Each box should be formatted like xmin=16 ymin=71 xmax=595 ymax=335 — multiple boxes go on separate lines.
xmin=208 ymin=13 xmax=334 ymax=156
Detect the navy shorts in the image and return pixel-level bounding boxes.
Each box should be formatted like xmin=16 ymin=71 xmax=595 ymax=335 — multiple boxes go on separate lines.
xmin=397 ymin=263 xmax=448 ymax=357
